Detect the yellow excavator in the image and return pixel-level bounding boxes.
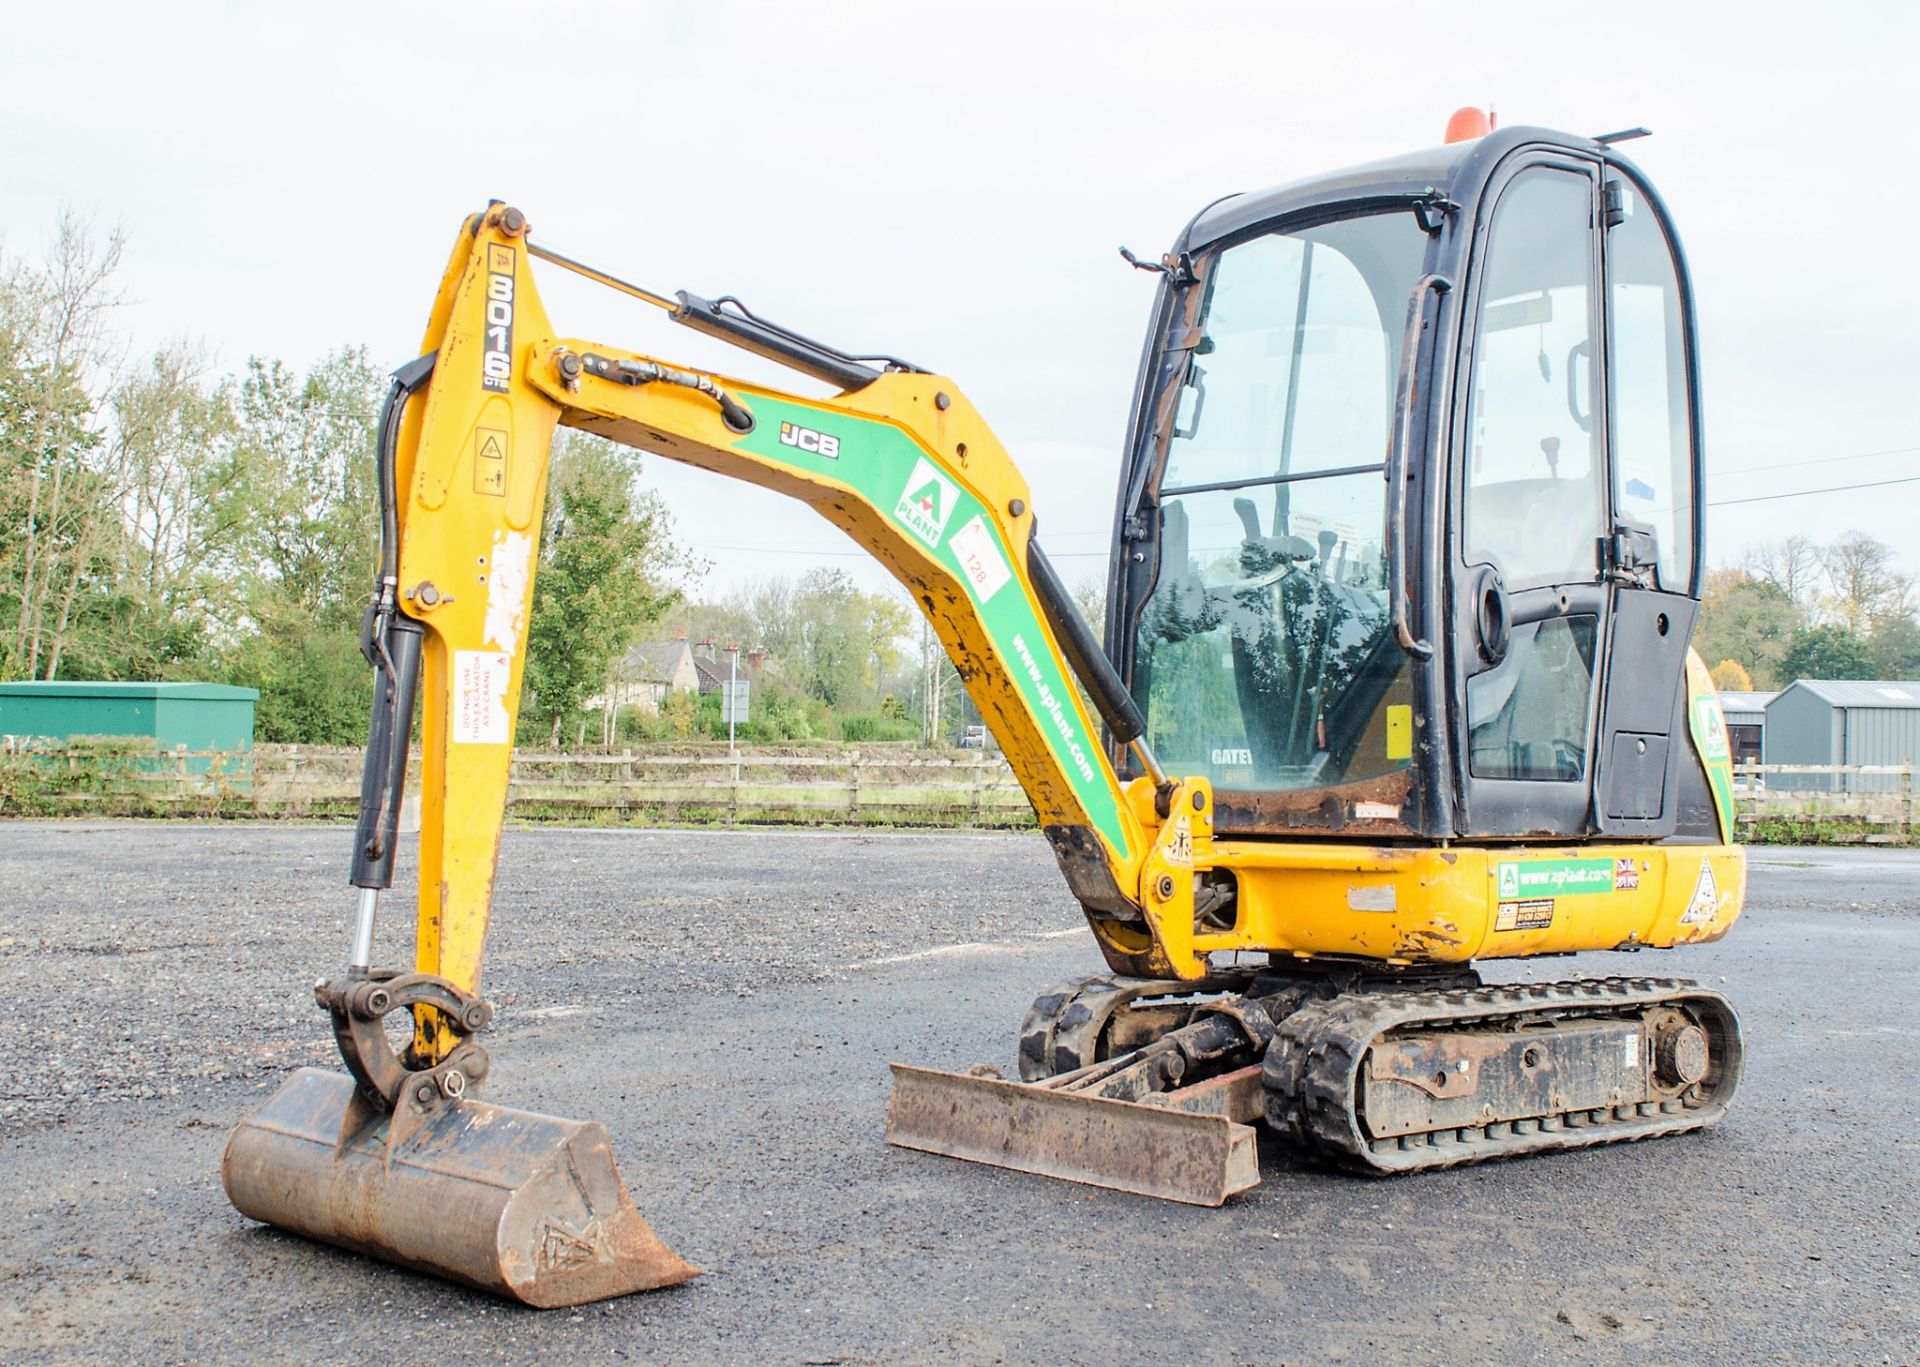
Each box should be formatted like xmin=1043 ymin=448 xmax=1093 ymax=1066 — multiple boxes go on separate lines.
xmin=223 ymin=111 xmax=1746 ymax=1307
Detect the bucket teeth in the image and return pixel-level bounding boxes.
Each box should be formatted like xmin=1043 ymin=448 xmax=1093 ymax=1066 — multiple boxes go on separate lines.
xmin=223 ymin=1068 xmax=697 ymax=1307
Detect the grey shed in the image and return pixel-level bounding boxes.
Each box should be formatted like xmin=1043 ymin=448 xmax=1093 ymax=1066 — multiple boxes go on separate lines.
xmin=1715 ymin=690 xmax=1776 ymax=767
xmin=1763 ymin=680 xmax=1920 ymax=792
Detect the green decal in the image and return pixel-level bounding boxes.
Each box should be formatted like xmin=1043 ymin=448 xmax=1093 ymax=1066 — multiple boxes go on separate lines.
xmin=1493 ymin=857 xmax=1615 ymax=899
xmin=1688 ymin=671 xmax=1736 ymax=845
xmin=732 ymin=400 xmax=1127 ymax=851
xmin=896 ymin=457 xmax=958 ymax=547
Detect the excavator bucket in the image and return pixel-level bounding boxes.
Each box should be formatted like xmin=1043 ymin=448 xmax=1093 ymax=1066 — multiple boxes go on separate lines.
xmin=222 ymin=1068 xmax=697 ymax=1308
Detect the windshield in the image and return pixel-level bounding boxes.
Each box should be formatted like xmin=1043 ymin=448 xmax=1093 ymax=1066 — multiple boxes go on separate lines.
xmin=1130 ymin=211 xmax=1432 ymax=801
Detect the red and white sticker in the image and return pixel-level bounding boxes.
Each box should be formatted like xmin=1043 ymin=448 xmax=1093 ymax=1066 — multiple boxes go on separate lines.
xmin=453 ymin=650 xmax=513 ymax=745
xmin=948 ymin=515 xmax=1011 ymax=603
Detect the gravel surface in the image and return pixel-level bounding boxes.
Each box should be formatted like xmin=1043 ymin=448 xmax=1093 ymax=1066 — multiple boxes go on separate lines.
xmin=0 ymin=825 xmax=1915 ymax=1363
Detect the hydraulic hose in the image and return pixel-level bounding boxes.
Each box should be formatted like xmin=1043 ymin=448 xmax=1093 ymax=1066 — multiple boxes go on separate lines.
xmin=350 ymin=351 xmax=436 ymax=898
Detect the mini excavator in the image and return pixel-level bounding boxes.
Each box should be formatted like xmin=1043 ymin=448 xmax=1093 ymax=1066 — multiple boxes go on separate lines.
xmin=224 ymin=111 xmax=1746 ymax=1307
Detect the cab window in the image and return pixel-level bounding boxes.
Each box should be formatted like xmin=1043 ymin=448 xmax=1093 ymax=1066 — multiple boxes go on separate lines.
xmin=1606 ymin=180 xmax=1694 ymax=592
xmin=1462 ymin=169 xmax=1604 ymax=592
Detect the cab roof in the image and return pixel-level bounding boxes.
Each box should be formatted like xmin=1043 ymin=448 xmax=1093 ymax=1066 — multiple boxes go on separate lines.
xmin=1182 ymin=125 xmax=1616 ymax=251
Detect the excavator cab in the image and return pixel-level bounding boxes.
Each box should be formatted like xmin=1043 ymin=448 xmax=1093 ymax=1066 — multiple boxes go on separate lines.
xmin=1111 ymin=124 xmax=1716 ymax=845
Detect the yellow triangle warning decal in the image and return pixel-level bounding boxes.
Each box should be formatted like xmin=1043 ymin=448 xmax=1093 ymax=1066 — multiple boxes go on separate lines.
xmin=1679 ymin=861 xmax=1718 ymax=926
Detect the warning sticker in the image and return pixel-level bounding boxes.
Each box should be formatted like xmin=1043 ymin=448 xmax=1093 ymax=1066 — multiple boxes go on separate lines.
xmin=1614 ymin=857 xmax=1641 ymax=892
xmin=948 ymin=515 xmax=1011 ymax=603
xmin=1164 ymin=813 xmax=1193 ymax=867
xmin=474 ymin=428 xmax=508 ymax=495
xmin=1385 ymin=704 xmax=1413 ymax=761
xmin=453 ymin=650 xmax=513 ymax=745
xmin=1495 ymin=899 xmax=1555 ymax=932
xmin=1679 ymin=862 xmax=1719 ymax=925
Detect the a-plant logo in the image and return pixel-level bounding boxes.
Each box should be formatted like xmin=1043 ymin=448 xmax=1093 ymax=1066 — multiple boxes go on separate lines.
xmin=895 ymin=457 xmax=959 ymax=548
xmin=1497 ymin=861 xmax=1520 ymax=898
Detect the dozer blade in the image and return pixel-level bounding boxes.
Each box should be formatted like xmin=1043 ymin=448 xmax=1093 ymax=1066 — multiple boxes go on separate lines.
xmin=222 ymin=1068 xmax=698 ymax=1308
xmin=885 ymin=1062 xmax=1261 ymax=1206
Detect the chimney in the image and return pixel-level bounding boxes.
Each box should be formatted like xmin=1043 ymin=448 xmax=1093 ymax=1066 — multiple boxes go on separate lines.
xmin=697 ymin=636 xmax=715 ymax=661
xmin=673 ymin=629 xmax=689 ymax=641
xmin=746 ymin=647 xmax=768 ymax=671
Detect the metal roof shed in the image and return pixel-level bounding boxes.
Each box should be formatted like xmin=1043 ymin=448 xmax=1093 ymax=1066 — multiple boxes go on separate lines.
xmin=1763 ymin=680 xmax=1920 ymax=792
xmin=1715 ymin=690 xmax=1776 ymax=767
xmin=0 ymin=681 xmax=258 ymax=771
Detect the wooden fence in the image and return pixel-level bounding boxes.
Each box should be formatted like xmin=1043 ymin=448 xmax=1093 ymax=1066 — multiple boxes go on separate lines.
xmin=0 ymin=742 xmax=1037 ymax=829
xmin=1732 ymin=764 xmax=1916 ymax=845
xmin=1 ymin=746 xmax=1912 ymax=843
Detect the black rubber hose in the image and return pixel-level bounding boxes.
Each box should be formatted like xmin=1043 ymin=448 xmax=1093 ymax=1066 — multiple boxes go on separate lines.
xmin=373 ymin=352 xmax=438 ymax=595
xmin=1027 ymin=532 xmax=1146 ymax=747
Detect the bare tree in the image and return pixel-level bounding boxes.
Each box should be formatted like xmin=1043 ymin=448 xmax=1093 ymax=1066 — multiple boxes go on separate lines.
xmin=2 ymin=208 xmax=127 ymax=678
xmin=1820 ymin=530 xmax=1911 ymax=634
xmin=918 ymin=614 xmax=961 ymax=744
xmin=1743 ymin=534 xmax=1821 ymax=610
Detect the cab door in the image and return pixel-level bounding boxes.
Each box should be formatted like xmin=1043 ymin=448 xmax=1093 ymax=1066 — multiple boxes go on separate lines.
xmin=1449 ymin=157 xmax=1610 ymax=837
xmin=1588 ymin=171 xmax=1702 ymax=835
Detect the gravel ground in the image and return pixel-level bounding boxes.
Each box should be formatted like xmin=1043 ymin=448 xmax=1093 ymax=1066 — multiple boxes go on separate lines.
xmin=0 ymin=826 xmax=1915 ymax=1363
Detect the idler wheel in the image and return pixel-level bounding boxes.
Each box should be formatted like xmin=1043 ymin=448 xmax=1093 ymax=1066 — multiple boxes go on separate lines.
xmin=1654 ymin=1020 xmax=1710 ymax=1088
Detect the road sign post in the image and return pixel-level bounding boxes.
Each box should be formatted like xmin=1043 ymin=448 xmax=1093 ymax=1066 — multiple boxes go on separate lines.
xmin=723 ymin=645 xmax=748 ymax=754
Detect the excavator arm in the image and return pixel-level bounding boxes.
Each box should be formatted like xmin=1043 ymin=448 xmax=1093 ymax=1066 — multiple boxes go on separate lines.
xmin=363 ymin=203 xmax=1217 ymax=1017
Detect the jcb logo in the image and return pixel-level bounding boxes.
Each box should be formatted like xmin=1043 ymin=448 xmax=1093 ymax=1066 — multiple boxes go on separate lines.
xmin=779 ymin=421 xmax=840 ymax=459
xmin=481 ymin=246 xmax=515 ymax=392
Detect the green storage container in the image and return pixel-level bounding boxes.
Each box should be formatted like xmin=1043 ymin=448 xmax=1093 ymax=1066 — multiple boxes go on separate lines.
xmin=0 ymin=681 xmax=258 ymax=773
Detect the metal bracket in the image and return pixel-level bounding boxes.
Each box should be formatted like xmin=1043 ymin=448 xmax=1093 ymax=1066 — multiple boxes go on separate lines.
xmin=317 ymin=970 xmax=494 ymax=1113
xmin=1410 ymin=188 xmax=1461 ymax=235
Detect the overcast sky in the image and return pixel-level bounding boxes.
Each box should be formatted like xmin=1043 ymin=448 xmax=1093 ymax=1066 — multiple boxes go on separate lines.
xmin=4 ymin=1 xmax=1914 ymax=605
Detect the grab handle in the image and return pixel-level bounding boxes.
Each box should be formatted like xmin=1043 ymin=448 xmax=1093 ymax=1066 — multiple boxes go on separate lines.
xmin=1385 ymin=273 xmax=1452 ymax=661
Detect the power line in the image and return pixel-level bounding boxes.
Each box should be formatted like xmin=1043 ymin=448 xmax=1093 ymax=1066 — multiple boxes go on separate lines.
xmin=1708 ymin=474 xmax=1920 ymax=508
xmin=691 ymin=540 xmax=1113 ymax=559
xmin=1713 ymin=444 xmax=1918 ymax=476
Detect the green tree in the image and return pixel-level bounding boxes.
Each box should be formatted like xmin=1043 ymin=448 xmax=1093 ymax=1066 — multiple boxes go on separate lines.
xmin=225 ymin=620 xmax=371 ymax=744
xmin=1868 ymin=615 xmax=1920 ymax=680
xmin=208 ymin=348 xmax=388 ymax=740
xmin=105 ymin=343 xmax=241 ymax=677
xmin=1782 ymin=623 xmax=1874 ymax=681
xmin=1692 ymin=569 xmax=1802 ymax=689
xmin=216 ymin=349 xmax=384 ymax=629
xmin=521 ymin=432 xmax=687 ymax=747
xmin=782 ymin=566 xmax=912 ymax=710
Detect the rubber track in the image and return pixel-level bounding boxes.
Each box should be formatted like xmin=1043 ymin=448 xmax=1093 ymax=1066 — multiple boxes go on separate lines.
xmin=1262 ymin=976 xmax=1743 ymax=1175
